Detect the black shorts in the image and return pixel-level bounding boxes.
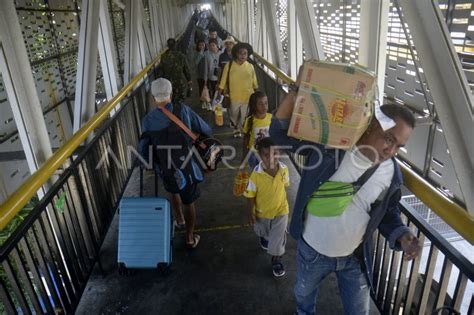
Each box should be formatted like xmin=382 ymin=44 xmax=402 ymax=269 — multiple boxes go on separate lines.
xmin=176 ymin=183 xmax=200 ymax=205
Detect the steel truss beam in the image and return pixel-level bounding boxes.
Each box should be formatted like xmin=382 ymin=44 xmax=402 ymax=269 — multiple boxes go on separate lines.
xmin=0 ymin=1 xmax=53 ymax=179
xmin=247 ymin=0 xmax=255 ymax=47
xmin=150 ymin=0 xmax=164 ymax=53
xmin=124 ymin=0 xmax=147 ymax=84
xmin=359 ymin=0 xmax=390 ymax=104
xmin=138 ymin=0 xmax=154 ymax=64
xmin=294 ymin=0 xmax=325 ymax=61
xmin=288 ymin=0 xmax=303 ymax=80
xmin=73 ymin=0 xmax=101 ymax=132
xmin=262 ymin=0 xmax=285 ymax=71
xmin=98 ymin=0 xmax=120 ymax=102
xmin=398 ymin=0 xmax=474 ymax=214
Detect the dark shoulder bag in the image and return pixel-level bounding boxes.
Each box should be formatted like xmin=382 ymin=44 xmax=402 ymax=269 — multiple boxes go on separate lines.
xmin=223 ymin=61 xmax=233 ymax=108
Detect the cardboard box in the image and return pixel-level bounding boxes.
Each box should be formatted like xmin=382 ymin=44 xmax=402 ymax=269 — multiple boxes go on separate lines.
xmin=288 ymin=61 xmax=376 ymax=150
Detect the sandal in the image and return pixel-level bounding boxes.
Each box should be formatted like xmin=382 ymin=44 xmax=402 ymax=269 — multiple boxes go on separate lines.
xmin=173 ymin=220 xmax=186 ymax=230
xmin=272 ymin=259 xmax=286 ymax=277
xmin=186 ymin=234 xmax=200 ymax=249
xmin=259 ymin=237 xmax=268 ymax=250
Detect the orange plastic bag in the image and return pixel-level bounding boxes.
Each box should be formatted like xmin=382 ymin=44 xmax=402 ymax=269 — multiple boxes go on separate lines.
xmin=233 ymin=169 xmax=249 ymax=197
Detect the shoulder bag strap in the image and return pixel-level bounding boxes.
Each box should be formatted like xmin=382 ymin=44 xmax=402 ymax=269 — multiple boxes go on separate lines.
xmin=159 ymin=104 xmax=207 ymax=150
xmin=353 ymin=164 xmax=380 ymax=190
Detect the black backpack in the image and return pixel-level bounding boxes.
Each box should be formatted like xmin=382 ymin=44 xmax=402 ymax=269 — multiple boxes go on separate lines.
xmin=141 ymin=103 xmax=203 ymax=193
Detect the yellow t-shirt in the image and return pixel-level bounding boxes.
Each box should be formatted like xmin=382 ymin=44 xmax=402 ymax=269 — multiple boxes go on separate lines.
xmin=242 ymin=113 xmax=273 ymax=149
xmin=218 ymin=61 xmax=258 ymax=103
xmin=243 ymin=162 xmax=290 ymax=219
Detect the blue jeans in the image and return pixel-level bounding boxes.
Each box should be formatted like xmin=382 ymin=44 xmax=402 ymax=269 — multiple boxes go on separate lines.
xmin=294 ymin=238 xmax=370 ymax=315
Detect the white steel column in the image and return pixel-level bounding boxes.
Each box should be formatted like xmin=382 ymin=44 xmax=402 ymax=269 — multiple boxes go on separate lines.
xmin=237 ymin=1 xmax=245 ymax=41
xmin=247 ymin=0 xmax=255 ymax=48
xmin=228 ymin=0 xmax=233 ymax=34
xmin=124 ymin=0 xmax=146 ymax=84
xmin=0 ymin=171 xmax=7 ymax=204
xmin=288 ymin=0 xmax=303 ymax=79
xmin=255 ymin=0 xmax=263 ymax=54
xmin=98 ymin=0 xmax=120 ymax=102
xmin=138 ymin=0 xmax=154 ymax=63
xmin=217 ymin=4 xmax=225 ymax=27
xmin=262 ymin=0 xmax=285 ymax=70
xmin=149 ymin=0 xmax=163 ymax=54
xmin=166 ymin=0 xmax=175 ymax=37
xmin=235 ymin=1 xmax=241 ymax=40
xmin=225 ymin=2 xmax=230 ymax=32
xmin=262 ymin=3 xmax=269 ymax=60
xmin=231 ymin=0 xmax=237 ymax=36
xmin=165 ymin=0 xmax=174 ymax=38
xmin=245 ymin=1 xmax=250 ymax=42
xmin=153 ymin=0 xmax=165 ymax=46
xmin=359 ymin=0 xmax=390 ymax=103
xmin=227 ymin=1 xmax=232 ymax=32
xmin=294 ymin=0 xmax=325 ymax=60
xmin=399 ymin=0 xmax=474 ymax=214
xmin=73 ymin=0 xmax=101 ymax=132
xmin=0 ymin=1 xmax=53 ymax=175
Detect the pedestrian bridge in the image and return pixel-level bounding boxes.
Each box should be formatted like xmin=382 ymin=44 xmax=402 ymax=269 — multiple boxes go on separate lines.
xmin=0 ymin=1 xmax=472 ymax=314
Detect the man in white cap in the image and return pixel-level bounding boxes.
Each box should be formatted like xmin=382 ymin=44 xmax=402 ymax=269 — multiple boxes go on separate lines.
xmin=140 ymin=78 xmax=212 ymax=249
xmin=218 ymin=35 xmax=237 ymax=77
xmin=270 ymin=71 xmax=421 ymax=315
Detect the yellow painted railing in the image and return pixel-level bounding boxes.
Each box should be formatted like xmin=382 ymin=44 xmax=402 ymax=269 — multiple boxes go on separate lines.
xmin=252 ymin=53 xmax=474 ymax=244
xmin=0 ymin=30 xmax=185 ymax=230
xmin=2 ymin=30 xmax=472 ymax=244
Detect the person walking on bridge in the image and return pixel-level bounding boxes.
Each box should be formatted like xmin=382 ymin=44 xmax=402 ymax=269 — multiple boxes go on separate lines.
xmin=218 ymin=42 xmax=258 ymax=138
xmin=140 ymin=78 xmax=212 ymax=249
xmin=157 ymin=38 xmax=192 ymax=103
xmin=270 ymin=74 xmax=421 ymax=315
xmin=217 ymin=36 xmax=236 ymax=77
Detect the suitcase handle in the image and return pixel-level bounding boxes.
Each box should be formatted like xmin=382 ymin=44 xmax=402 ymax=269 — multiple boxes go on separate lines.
xmin=139 ymin=166 xmax=159 ymax=197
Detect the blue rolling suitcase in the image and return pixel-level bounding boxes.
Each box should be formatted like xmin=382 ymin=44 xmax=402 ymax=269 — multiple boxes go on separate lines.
xmin=117 ymin=168 xmax=173 ymax=274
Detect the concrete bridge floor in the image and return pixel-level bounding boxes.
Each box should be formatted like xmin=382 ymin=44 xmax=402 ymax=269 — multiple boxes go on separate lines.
xmin=75 ymin=84 xmax=379 ymax=315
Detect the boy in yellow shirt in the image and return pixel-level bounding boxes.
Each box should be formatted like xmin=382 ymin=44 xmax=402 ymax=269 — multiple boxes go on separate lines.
xmin=244 ymin=138 xmax=290 ymax=277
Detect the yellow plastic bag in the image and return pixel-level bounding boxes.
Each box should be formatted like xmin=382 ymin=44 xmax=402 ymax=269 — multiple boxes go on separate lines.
xmin=214 ymin=104 xmax=224 ymax=126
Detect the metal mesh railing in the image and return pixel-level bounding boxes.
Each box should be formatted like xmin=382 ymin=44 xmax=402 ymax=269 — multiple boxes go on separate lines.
xmin=0 ymin=17 xmax=196 ymax=313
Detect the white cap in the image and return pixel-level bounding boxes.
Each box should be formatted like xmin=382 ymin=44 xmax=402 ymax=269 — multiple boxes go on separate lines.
xmin=374 ymin=105 xmax=396 ymax=131
xmin=151 ymin=78 xmax=172 ymax=102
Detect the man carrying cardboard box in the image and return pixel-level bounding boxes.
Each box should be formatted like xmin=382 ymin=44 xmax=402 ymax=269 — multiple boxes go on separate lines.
xmin=269 ymin=68 xmax=421 ymax=315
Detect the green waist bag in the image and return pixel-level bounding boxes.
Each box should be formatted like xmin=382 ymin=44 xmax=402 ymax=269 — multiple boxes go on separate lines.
xmin=307 ymin=182 xmax=355 ymax=217
xmin=307 ymin=165 xmax=379 ymax=217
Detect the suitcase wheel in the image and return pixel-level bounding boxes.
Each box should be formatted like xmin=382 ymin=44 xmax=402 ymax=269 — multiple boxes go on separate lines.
xmin=157 ymin=263 xmax=172 ymax=276
xmin=118 ymin=263 xmax=136 ymax=276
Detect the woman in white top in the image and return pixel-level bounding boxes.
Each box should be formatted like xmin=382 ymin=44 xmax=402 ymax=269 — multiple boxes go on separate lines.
xmin=203 ymin=39 xmax=221 ymax=100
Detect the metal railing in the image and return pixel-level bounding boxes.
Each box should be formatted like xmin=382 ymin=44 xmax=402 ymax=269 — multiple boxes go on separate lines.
xmin=0 ymin=95 xmax=142 ymax=313
xmin=210 ymin=15 xmax=474 ymax=315
xmin=0 ymin=14 xmax=196 ymax=313
xmin=371 ymin=199 xmax=473 ymax=314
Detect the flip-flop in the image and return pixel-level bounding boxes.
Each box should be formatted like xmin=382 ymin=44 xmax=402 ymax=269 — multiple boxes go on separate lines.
xmin=186 ymin=234 xmax=200 ymax=249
